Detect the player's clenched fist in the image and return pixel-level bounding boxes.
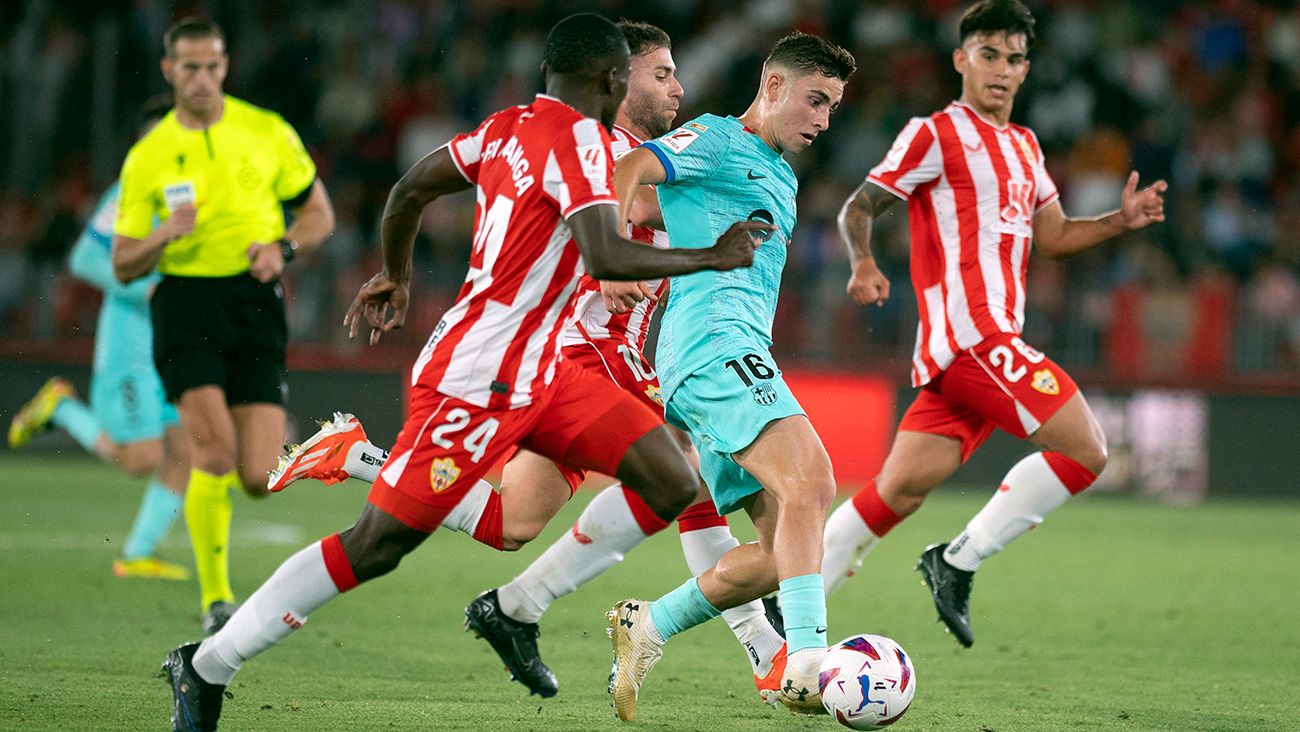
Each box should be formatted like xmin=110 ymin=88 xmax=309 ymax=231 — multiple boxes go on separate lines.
xmin=708 ymin=220 xmax=772 ymax=270
xmin=847 ymin=258 xmax=890 ymax=306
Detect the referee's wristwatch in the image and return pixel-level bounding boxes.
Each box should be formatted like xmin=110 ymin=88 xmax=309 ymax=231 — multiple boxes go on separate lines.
xmin=277 ymin=238 xmax=299 ymax=263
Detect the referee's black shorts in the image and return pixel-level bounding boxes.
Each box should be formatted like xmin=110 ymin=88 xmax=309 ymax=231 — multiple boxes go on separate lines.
xmin=151 ymin=274 xmax=288 ymax=406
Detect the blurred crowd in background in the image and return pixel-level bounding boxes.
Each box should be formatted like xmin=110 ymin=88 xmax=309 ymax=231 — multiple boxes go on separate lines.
xmin=2 ymin=0 xmax=1297 ymax=384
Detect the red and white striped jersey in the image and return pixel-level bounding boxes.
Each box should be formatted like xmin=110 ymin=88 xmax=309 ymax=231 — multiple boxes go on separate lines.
xmin=868 ymin=101 xmax=1060 ymax=387
xmin=410 ymin=94 xmax=619 ymax=409
xmin=559 ymin=124 xmax=669 ymax=351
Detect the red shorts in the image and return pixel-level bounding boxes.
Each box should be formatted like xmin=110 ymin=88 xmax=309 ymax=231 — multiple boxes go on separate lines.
xmin=501 ymin=338 xmax=664 ymax=494
xmin=368 ymin=358 xmax=664 ymax=532
xmin=898 ymin=333 xmax=1078 ymax=462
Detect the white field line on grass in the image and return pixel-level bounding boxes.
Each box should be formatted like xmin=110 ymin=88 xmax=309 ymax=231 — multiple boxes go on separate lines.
xmin=0 ymin=522 xmax=304 ymax=551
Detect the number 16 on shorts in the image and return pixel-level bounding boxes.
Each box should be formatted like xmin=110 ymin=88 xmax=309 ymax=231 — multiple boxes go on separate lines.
xmin=724 ymin=353 xmax=780 ymax=406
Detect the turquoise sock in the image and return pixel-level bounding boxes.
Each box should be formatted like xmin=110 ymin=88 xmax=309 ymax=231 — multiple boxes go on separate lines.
xmin=780 ymin=573 xmax=828 ymax=653
xmin=649 ymin=577 xmax=721 ymax=641
xmin=51 ymin=398 xmax=102 ymax=453
xmin=122 ymin=480 xmax=183 ymax=560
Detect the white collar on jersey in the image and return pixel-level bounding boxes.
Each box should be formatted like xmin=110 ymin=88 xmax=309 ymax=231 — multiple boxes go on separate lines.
xmin=951 ymin=100 xmax=1011 ymax=132
xmin=612 ymin=123 xmax=643 ymax=145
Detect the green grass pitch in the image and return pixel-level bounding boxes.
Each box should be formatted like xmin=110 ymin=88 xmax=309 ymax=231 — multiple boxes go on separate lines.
xmin=1 ymin=453 xmax=1297 ymax=730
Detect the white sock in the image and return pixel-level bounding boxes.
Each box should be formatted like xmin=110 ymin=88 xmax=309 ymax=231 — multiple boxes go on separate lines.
xmin=822 ymin=500 xmax=883 ymax=595
xmin=497 ymin=483 xmax=658 ymax=624
xmin=192 ymin=540 xmax=343 ymax=685
xmin=679 ymin=526 xmax=783 ymax=676
xmin=343 ymin=440 xmax=389 ymax=483
xmin=944 ymin=452 xmax=1071 ymax=572
xmin=440 ymin=480 xmax=495 ymax=536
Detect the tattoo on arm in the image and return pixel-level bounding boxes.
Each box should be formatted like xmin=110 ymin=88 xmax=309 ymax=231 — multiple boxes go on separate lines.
xmin=839 ymin=182 xmax=900 ymax=264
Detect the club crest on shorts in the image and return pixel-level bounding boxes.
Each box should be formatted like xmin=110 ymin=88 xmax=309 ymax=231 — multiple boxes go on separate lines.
xmin=430 ymin=457 xmax=461 ymax=493
xmin=1031 ymin=368 xmax=1060 ymax=395
xmin=750 ymin=382 xmax=777 ymax=406
xmin=644 ymin=383 xmax=663 ymax=406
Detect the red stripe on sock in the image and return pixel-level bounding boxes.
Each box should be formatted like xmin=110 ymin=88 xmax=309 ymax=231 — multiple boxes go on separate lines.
xmin=320 ymin=533 xmax=358 ymax=592
xmin=471 ymin=489 xmax=504 ymax=550
xmin=851 ymin=479 xmax=903 ymax=537
xmin=620 ymin=486 xmax=671 ymax=535
xmin=676 ymin=500 xmax=729 ymax=533
xmin=1042 ymin=452 xmax=1097 ymax=495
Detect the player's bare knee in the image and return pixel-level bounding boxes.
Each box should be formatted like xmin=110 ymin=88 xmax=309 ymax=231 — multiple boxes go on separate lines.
xmin=781 ymin=470 xmax=836 ymax=513
xmin=627 ymin=461 xmax=698 ymax=519
xmin=501 ymin=521 xmax=543 ymax=552
xmin=776 ymin=479 xmax=834 ymax=516
xmin=882 ymin=476 xmax=934 ymax=517
xmin=891 ymin=490 xmax=927 ymax=517
xmin=1069 ymin=440 xmax=1108 ymax=478
xmin=659 ymin=468 xmax=700 ymax=517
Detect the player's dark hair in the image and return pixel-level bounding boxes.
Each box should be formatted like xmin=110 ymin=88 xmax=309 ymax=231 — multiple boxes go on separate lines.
xmin=164 ymin=17 xmax=225 ymax=57
xmin=958 ymin=0 xmax=1036 ymax=50
xmin=544 ymin=13 xmax=630 ymax=76
xmin=764 ymin=31 xmax=856 ymax=82
xmin=137 ymin=94 xmax=173 ymax=131
xmin=617 ymin=20 xmax=671 ymax=57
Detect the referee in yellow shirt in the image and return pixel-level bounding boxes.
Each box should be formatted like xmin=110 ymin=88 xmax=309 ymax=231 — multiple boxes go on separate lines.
xmin=112 ymin=18 xmax=335 ymax=634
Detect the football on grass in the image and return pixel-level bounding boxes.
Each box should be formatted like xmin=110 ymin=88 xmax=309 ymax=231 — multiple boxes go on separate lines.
xmin=818 ymin=634 xmax=916 ymax=729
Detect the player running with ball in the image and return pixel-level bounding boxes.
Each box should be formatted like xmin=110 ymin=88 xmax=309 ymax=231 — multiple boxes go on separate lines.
xmin=822 ymin=0 xmax=1167 ymax=648
xmin=605 ymin=31 xmax=856 ymax=720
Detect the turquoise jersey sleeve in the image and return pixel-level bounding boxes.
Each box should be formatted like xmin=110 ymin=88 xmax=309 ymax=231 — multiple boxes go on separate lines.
xmin=68 ymin=183 xmax=158 ymax=301
xmin=642 ymin=116 xmax=733 ymax=184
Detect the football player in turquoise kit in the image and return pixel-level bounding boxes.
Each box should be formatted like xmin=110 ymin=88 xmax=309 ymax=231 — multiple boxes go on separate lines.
xmin=8 ymin=97 xmax=191 ymax=580
xmin=605 ymin=31 xmax=855 ymax=720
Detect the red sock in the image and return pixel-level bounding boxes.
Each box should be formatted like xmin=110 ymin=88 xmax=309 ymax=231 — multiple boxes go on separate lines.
xmin=676 ymin=499 xmax=728 ymax=533
xmin=1042 ymin=452 xmax=1097 ymax=495
xmin=851 ymin=479 xmax=903 ymax=537
xmin=320 ymin=533 xmax=359 ymax=592
xmin=620 ymin=486 xmax=670 ymax=535
xmin=471 ymin=490 xmax=504 ymax=550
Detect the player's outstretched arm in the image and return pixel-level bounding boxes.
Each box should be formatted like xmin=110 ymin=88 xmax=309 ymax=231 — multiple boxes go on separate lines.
xmin=1033 ymin=171 xmax=1167 ymax=259
xmin=378 ymin=146 xmax=473 ymax=283
xmin=838 ymin=181 xmax=900 ymax=306
xmin=345 ymin=146 xmax=472 ymax=344
xmin=568 ymin=203 xmax=769 ymax=281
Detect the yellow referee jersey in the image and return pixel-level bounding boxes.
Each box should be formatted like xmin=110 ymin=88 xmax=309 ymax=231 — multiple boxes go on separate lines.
xmin=114 ymin=95 xmax=316 ymax=277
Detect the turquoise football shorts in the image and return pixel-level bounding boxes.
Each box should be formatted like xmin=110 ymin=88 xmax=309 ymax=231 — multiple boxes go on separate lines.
xmin=91 ymin=366 xmax=179 ymax=444
xmin=663 ymin=349 xmax=804 ymax=515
